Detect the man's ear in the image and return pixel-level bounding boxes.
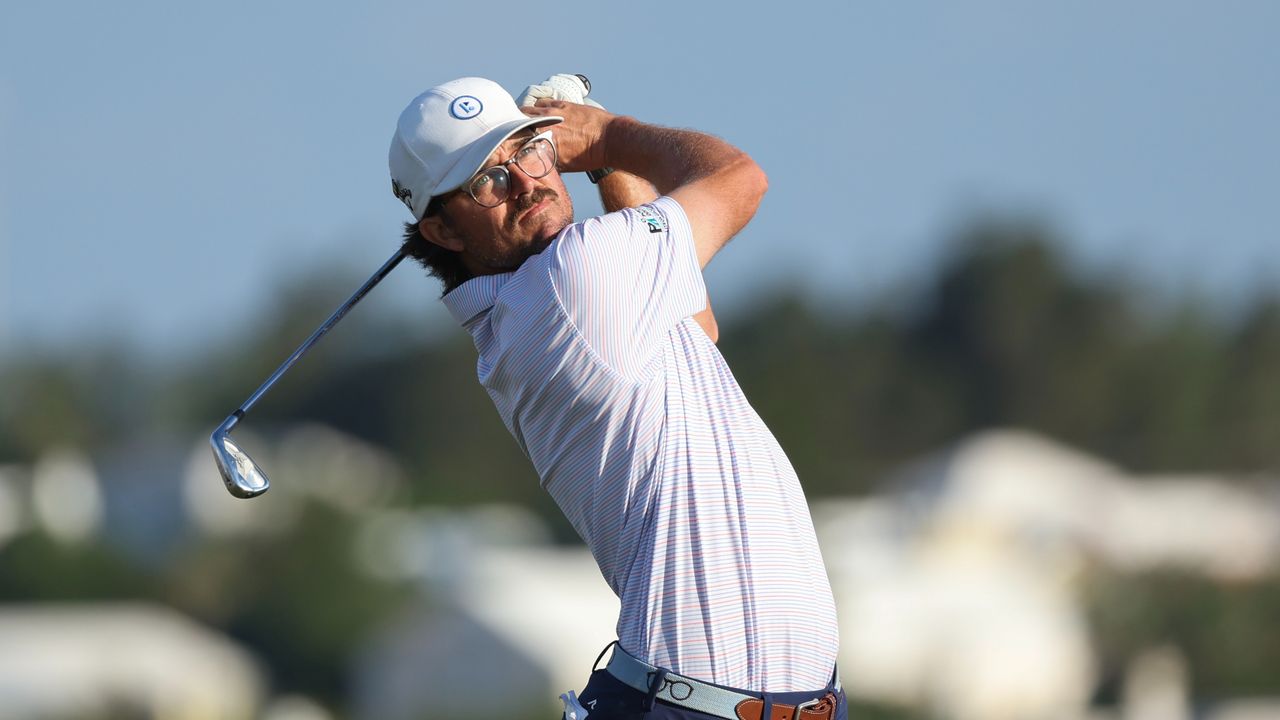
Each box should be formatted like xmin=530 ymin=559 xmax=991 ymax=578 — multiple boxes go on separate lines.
xmin=418 ymin=213 xmax=464 ymax=252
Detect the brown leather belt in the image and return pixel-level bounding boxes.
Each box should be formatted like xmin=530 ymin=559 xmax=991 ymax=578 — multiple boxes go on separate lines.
xmin=735 ymin=692 xmax=839 ymax=720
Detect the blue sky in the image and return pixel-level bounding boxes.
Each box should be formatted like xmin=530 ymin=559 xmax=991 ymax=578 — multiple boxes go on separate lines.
xmin=2 ymin=1 xmax=1277 ymax=359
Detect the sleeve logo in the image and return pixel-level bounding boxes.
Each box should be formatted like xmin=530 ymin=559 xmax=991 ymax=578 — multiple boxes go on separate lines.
xmin=637 ymin=205 xmax=667 ymax=234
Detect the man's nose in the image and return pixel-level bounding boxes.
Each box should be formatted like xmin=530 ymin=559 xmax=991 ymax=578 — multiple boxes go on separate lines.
xmin=509 ymin=162 xmax=541 ymax=197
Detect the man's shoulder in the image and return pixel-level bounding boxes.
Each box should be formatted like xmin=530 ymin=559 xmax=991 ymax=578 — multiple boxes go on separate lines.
xmin=558 ymin=196 xmax=687 ymax=248
xmin=606 ymin=196 xmax=685 ymax=229
xmin=632 ymin=204 xmax=672 ymax=235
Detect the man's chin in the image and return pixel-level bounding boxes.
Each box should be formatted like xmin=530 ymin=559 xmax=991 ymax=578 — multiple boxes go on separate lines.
xmin=529 ymin=208 xmax=573 ymax=243
xmin=489 ymin=234 xmax=555 ymax=273
xmin=529 ymin=235 xmax=554 ymax=258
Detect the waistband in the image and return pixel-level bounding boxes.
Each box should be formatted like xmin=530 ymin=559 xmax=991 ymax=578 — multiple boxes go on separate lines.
xmin=601 ymin=643 xmax=841 ymax=720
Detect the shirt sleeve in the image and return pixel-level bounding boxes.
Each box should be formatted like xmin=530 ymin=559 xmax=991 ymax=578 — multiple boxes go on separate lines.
xmin=547 ymin=196 xmax=707 ymax=380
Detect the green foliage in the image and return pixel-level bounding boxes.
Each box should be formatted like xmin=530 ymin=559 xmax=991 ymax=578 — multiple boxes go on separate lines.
xmin=7 ymin=217 xmax=1277 ymax=497
xmin=0 ymin=345 xmax=154 ymax=463
xmin=1218 ymin=300 xmax=1280 ymax=470
xmin=0 ymin=533 xmax=158 ymax=601
xmin=717 ymin=219 xmax=1280 ymax=494
xmin=1085 ymin=569 xmax=1280 ymax=698
xmin=164 ymin=503 xmax=414 ymax=704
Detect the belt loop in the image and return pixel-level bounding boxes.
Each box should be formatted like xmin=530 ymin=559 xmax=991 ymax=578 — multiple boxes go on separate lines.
xmin=644 ymin=669 xmax=669 ymax=711
xmin=761 ymin=692 xmax=773 ymax=720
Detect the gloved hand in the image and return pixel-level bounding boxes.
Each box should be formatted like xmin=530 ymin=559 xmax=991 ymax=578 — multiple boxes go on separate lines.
xmin=517 ymin=73 xmax=605 ymax=110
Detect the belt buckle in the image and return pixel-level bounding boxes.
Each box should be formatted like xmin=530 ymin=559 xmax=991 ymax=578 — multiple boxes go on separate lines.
xmin=795 ymin=694 xmax=834 ymax=720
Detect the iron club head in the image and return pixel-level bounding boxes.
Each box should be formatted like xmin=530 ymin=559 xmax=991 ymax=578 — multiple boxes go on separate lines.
xmin=210 ymin=413 xmax=270 ymax=499
xmin=207 ymin=249 xmax=407 ymax=499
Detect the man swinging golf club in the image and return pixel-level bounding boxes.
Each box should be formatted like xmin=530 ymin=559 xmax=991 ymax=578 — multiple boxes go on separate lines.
xmin=389 ymin=74 xmax=845 ymax=720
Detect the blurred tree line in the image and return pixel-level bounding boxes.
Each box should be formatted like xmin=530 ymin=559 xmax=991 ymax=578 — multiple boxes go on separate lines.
xmin=4 ymin=217 xmax=1277 ymax=501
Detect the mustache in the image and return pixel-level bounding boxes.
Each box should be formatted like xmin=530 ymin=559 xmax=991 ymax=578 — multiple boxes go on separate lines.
xmin=505 ymin=188 xmax=558 ymax=231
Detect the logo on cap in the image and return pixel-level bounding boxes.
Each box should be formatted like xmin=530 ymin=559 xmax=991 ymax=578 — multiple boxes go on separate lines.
xmin=391 ymin=178 xmax=413 ymax=211
xmin=450 ymin=96 xmax=483 ymax=120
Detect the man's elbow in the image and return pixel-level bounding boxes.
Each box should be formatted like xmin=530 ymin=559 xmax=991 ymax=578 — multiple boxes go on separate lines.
xmin=741 ymin=157 xmax=769 ymax=212
xmin=752 ymin=161 xmax=769 ymax=201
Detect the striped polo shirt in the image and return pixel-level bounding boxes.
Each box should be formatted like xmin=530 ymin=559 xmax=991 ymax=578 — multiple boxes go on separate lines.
xmin=443 ymin=197 xmax=838 ymax=691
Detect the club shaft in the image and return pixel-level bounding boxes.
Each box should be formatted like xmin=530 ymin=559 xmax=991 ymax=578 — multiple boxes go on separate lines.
xmin=238 ymin=249 xmax=407 ymax=415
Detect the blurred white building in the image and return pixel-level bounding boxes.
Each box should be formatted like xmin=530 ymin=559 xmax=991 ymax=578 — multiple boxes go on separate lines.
xmin=182 ymin=423 xmax=407 ymax=539
xmin=815 ymin=494 xmax=1097 ymax=718
xmin=891 ymin=430 xmax=1280 ymax=580
xmin=0 ymin=603 xmax=262 ymax=719
xmin=350 ymin=508 xmax=617 ymax=720
xmin=346 ymin=429 xmax=1280 ymax=720
xmin=0 ymin=449 xmax=104 ymax=551
xmin=1 ymin=426 xmax=1276 ymax=719
xmin=817 ymin=430 xmax=1280 ymax=720
xmin=31 ymin=448 xmax=102 ymax=544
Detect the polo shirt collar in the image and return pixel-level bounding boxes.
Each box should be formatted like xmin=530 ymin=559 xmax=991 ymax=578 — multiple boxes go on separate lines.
xmin=442 ymin=272 xmax=512 ymax=326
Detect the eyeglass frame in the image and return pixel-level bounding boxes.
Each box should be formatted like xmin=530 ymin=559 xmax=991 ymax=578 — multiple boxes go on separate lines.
xmin=448 ymin=130 xmax=558 ymax=209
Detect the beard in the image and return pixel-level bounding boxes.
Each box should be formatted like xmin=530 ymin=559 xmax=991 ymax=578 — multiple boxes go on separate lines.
xmin=437 ymin=185 xmax=575 ymax=277
xmin=478 ymin=187 xmax=572 ymax=271
xmin=476 ymin=233 xmax=556 ymax=273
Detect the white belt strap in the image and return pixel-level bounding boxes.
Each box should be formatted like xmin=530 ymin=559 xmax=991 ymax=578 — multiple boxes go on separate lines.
xmin=605 ymin=646 xmax=751 ymax=720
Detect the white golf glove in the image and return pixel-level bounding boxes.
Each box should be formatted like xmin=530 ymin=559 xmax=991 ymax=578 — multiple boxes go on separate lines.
xmin=517 ymin=73 xmax=605 ymax=110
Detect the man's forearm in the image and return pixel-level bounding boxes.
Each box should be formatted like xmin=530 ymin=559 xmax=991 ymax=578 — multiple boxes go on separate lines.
xmin=600 ymin=117 xmax=749 ymax=197
xmin=524 ymin=99 xmax=766 ymax=268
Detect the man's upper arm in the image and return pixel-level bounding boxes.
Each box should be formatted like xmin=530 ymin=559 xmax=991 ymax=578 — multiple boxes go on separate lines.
xmin=668 ymin=155 xmax=769 ymax=269
xmin=519 ymin=103 xmax=769 ymax=269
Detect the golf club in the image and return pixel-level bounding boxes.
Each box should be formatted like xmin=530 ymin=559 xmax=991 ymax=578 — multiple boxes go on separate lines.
xmin=210 ymin=249 xmax=406 ymax=499
xmin=212 ymin=73 xmax=593 ymax=499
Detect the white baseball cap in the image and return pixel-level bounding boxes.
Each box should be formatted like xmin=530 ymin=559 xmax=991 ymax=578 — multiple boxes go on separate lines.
xmin=389 ymin=77 xmax=563 ymax=220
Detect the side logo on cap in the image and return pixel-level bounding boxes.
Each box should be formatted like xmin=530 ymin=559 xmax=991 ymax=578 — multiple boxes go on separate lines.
xmin=391 ymin=178 xmax=413 ymax=211
xmin=450 ymin=96 xmax=483 ymax=120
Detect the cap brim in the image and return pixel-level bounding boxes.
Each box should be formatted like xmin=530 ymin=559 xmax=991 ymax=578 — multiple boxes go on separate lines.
xmin=432 ymin=115 xmax=564 ymax=197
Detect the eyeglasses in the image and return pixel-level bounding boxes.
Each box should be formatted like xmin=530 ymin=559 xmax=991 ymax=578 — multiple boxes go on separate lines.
xmin=464 ymin=131 xmax=558 ymax=208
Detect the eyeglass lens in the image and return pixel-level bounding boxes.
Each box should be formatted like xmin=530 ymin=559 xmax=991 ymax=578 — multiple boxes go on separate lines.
xmin=469 ymin=137 xmax=556 ymax=207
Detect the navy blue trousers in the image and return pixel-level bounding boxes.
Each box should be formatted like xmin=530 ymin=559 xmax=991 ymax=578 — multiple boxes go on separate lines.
xmin=567 ymin=668 xmax=849 ymax=720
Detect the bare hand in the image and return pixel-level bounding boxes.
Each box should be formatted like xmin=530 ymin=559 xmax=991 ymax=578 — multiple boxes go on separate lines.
xmin=522 ymin=99 xmax=615 ymax=174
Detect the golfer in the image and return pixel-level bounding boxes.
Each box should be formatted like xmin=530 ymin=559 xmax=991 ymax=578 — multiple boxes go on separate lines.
xmin=389 ymin=75 xmax=844 ymax=720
